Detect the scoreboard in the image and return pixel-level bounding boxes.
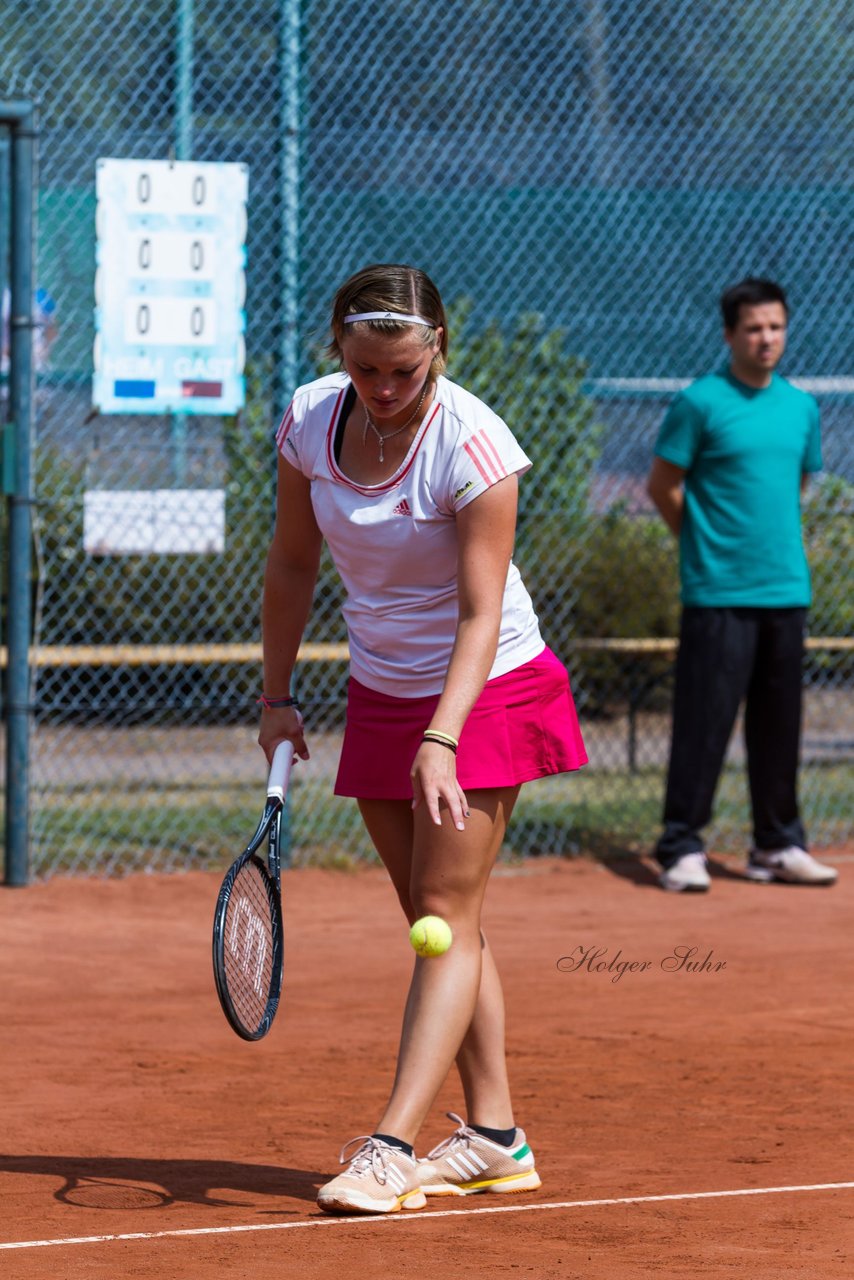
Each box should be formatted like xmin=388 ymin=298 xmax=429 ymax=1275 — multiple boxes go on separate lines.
xmin=93 ymin=158 xmax=248 ymax=415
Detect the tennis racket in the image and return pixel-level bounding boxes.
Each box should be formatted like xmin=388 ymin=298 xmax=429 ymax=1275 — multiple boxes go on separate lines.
xmin=212 ymin=741 xmax=293 ymax=1040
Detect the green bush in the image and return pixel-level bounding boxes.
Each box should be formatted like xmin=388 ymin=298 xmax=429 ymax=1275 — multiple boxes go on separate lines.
xmin=803 ymin=472 xmax=854 ymax=640
xmin=445 ymin=300 xmax=601 ymax=535
xmin=561 ymin=506 xmax=680 ymax=713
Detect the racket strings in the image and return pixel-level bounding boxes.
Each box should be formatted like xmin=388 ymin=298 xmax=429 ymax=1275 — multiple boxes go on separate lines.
xmin=222 ymin=860 xmax=278 ymax=1029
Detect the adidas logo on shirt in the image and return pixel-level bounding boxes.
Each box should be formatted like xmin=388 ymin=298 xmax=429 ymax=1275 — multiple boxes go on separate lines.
xmin=392 ymin=498 xmax=413 ymax=517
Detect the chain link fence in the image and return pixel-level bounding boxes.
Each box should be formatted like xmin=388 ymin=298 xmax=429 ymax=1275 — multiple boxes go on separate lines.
xmin=1 ymin=0 xmax=852 ymax=877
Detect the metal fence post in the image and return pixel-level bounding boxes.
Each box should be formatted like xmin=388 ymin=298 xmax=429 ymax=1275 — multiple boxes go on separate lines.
xmin=276 ymin=0 xmax=301 ymax=866
xmin=170 ymin=0 xmax=195 ymax=486
xmin=279 ymin=0 xmax=300 ymax=404
xmin=2 ymin=99 xmax=37 ymax=886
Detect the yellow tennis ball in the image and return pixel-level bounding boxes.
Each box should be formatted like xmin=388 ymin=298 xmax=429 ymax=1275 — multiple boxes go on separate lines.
xmin=409 ymin=915 xmax=453 ymax=958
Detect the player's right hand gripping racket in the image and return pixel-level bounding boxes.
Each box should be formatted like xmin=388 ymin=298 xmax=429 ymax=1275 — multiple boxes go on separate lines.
xmin=212 ymin=741 xmax=293 ymax=1041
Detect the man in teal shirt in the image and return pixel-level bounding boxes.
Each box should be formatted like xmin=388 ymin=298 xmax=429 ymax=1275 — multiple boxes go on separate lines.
xmin=646 ymin=277 xmax=837 ymax=892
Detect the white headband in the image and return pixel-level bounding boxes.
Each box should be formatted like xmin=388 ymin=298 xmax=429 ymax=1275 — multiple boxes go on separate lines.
xmin=344 ymin=311 xmax=435 ymax=328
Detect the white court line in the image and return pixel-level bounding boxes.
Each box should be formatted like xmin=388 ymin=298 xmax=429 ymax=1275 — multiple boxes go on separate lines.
xmin=2 ymin=1181 xmax=853 ymax=1252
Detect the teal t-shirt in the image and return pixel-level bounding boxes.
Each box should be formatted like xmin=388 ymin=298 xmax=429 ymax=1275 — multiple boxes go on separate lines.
xmin=654 ymin=368 xmax=822 ymax=607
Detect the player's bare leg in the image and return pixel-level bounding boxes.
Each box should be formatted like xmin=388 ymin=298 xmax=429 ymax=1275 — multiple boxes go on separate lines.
xmin=359 ymin=797 xmax=515 ymax=1128
xmin=454 ymin=935 xmax=513 ymax=1128
xmin=359 ymin=788 xmax=518 ymax=1145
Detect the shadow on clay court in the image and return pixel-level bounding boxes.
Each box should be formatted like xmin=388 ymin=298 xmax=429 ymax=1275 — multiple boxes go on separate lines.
xmin=600 ymin=854 xmax=662 ymax=888
xmin=0 ymin=1154 xmax=325 ymax=1211
xmin=601 ymin=853 xmax=751 ymax=888
xmin=706 ymin=856 xmax=754 ymax=883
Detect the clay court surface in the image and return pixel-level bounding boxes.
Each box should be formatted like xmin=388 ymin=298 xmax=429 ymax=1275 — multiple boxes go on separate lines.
xmin=2 ymin=851 xmax=852 ymax=1278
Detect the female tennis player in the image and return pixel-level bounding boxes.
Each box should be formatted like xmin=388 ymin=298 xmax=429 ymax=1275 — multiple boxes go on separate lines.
xmin=258 ymin=263 xmax=587 ymax=1214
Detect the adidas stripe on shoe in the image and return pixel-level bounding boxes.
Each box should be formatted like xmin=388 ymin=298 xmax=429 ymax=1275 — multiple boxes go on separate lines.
xmin=317 ymin=1136 xmax=426 ymax=1215
xmin=418 ymin=1113 xmax=542 ymax=1196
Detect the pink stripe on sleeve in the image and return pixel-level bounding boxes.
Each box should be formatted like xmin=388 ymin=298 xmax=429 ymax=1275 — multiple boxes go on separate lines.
xmin=475 ymin=429 xmax=507 ymax=479
xmin=463 ymin=439 xmax=492 ymax=484
xmin=464 ymin=429 xmax=508 ymax=485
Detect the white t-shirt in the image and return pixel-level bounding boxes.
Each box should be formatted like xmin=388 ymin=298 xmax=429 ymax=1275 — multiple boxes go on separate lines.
xmin=278 ymin=372 xmax=544 ymax=697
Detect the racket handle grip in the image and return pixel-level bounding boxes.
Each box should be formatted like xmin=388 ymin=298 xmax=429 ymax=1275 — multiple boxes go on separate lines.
xmin=267 ymin=741 xmax=294 ymax=801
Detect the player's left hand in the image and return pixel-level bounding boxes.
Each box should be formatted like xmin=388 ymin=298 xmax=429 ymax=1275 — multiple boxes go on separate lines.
xmin=410 ymin=741 xmax=469 ymax=831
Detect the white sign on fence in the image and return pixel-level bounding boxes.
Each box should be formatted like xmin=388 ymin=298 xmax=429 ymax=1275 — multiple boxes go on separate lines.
xmin=83 ymin=489 xmax=226 ymax=555
xmin=93 ymin=158 xmax=248 ymax=415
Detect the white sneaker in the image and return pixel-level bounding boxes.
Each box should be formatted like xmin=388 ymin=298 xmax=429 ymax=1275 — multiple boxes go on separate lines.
xmin=658 ymin=852 xmax=711 ymax=893
xmin=745 ymin=847 xmax=838 ymax=886
xmin=418 ymin=1114 xmax=541 ymax=1196
xmin=317 ymin=1136 xmax=426 ymax=1214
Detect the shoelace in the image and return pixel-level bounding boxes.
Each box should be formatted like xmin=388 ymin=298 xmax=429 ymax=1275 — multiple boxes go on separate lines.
xmin=337 ymin=1135 xmax=400 ymax=1185
xmin=424 ymin=1112 xmax=478 ymax=1160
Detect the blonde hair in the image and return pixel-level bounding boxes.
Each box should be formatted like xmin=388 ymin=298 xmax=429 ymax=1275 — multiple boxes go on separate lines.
xmin=328 ymin=263 xmax=448 ymax=378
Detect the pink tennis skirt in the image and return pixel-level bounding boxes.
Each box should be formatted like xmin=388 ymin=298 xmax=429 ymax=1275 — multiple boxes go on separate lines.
xmin=334 ymin=645 xmax=587 ymax=799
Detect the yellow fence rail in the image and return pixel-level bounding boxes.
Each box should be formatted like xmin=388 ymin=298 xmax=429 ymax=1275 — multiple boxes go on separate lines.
xmin=1 ymin=637 xmax=851 ymax=668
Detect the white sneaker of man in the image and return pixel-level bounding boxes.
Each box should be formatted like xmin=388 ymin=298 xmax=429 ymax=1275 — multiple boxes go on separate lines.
xmin=658 ymin=852 xmax=711 ymax=893
xmin=745 ymin=846 xmax=838 ymax=886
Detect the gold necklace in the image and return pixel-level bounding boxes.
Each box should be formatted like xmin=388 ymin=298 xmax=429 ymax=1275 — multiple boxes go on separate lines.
xmin=362 ymin=383 xmax=429 ymax=463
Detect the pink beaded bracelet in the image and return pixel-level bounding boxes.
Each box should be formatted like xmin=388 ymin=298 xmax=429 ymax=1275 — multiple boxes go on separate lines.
xmin=256 ymin=694 xmax=301 ymax=710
